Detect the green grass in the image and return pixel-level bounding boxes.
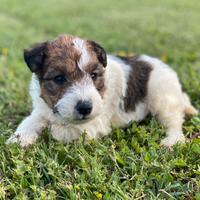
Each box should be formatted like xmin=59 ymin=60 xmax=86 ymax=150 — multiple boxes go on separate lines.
xmin=0 ymin=0 xmax=200 ymax=199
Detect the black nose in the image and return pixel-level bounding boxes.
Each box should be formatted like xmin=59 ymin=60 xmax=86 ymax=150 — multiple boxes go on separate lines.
xmin=75 ymin=100 xmax=92 ymax=116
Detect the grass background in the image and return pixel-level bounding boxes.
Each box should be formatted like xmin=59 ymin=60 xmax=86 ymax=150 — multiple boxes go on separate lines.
xmin=0 ymin=0 xmax=200 ymax=199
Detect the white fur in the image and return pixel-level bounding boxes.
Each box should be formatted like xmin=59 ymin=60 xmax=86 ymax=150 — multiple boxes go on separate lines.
xmin=73 ymin=38 xmax=90 ymax=70
xmin=140 ymin=55 xmax=186 ymax=146
xmin=7 ymin=54 xmax=197 ymax=147
xmin=6 ymin=110 xmax=48 ymax=147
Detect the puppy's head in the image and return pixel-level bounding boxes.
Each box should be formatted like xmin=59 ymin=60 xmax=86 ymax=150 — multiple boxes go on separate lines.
xmin=24 ymin=34 xmax=107 ymax=123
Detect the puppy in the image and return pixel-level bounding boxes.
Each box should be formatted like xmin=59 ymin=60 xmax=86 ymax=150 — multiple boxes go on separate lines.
xmin=7 ymin=34 xmax=198 ymax=147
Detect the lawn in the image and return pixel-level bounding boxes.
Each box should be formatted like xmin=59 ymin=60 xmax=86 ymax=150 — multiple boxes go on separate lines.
xmin=0 ymin=0 xmax=200 ymax=199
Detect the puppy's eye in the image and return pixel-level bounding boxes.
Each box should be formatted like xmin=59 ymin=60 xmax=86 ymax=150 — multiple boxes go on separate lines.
xmin=91 ymin=73 xmax=97 ymax=81
xmin=54 ymin=75 xmax=66 ymax=85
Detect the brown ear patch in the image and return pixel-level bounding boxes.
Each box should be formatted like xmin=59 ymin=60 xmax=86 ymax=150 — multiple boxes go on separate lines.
xmin=87 ymin=40 xmax=107 ymax=67
xmin=24 ymin=42 xmax=47 ymax=73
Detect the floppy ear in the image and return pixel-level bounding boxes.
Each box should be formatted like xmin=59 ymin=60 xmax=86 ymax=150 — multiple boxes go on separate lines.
xmin=24 ymin=42 xmax=47 ymax=73
xmin=87 ymin=40 xmax=107 ymax=67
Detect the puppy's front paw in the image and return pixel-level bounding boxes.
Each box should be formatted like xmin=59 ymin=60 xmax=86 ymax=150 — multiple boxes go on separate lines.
xmin=6 ymin=134 xmax=19 ymax=144
xmin=6 ymin=131 xmax=38 ymax=147
xmin=161 ymin=134 xmax=185 ymax=148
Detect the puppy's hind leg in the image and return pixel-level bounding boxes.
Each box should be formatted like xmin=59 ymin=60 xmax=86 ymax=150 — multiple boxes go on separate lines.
xmin=159 ymin=91 xmax=199 ymax=147
xmin=149 ymin=88 xmax=186 ymax=147
xmin=143 ymin=56 xmax=197 ymax=147
xmin=159 ymin=105 xmax=185 ymax=147
xmin=159 ymin=92 xmax=198 ymax=147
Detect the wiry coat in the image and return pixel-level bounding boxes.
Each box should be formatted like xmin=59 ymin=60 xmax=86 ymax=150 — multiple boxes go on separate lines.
xmin=7 ymin=34 xmax=198 ymax=147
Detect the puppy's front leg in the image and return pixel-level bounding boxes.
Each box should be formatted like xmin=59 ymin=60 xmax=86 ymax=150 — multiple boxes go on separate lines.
xmin=6 ymin=110 xmax=48 ymax=147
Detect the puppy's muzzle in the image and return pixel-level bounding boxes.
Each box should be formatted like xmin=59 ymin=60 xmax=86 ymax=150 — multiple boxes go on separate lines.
xmin=53 ymin=100 xmax=94 ymax=122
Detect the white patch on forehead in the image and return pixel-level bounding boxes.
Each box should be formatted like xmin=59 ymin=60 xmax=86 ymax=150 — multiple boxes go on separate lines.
xmin=73 ymin=37 xmax=90 ymax=70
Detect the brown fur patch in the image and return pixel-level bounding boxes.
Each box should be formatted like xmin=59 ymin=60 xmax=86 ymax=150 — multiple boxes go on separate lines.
xmin=86 ymin=40 xmax=107 ymax=67
xmin=118 ymin=56 xmax=152 ymax=112
xmin=24 ymin=34 xmax=107 ymax=108
xmin=84 ymin=62 xmax=106 ymax=96
xmin=39 ymin=35 xmax=86 ymax=108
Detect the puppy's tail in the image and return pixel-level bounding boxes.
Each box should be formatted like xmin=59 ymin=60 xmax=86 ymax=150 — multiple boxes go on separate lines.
xmin=183 ymin=92 xmax=198 ymax=116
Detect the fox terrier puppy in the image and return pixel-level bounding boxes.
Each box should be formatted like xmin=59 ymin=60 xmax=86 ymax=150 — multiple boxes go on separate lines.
xmin=7 ymin=34 xmax=198 ymax=147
